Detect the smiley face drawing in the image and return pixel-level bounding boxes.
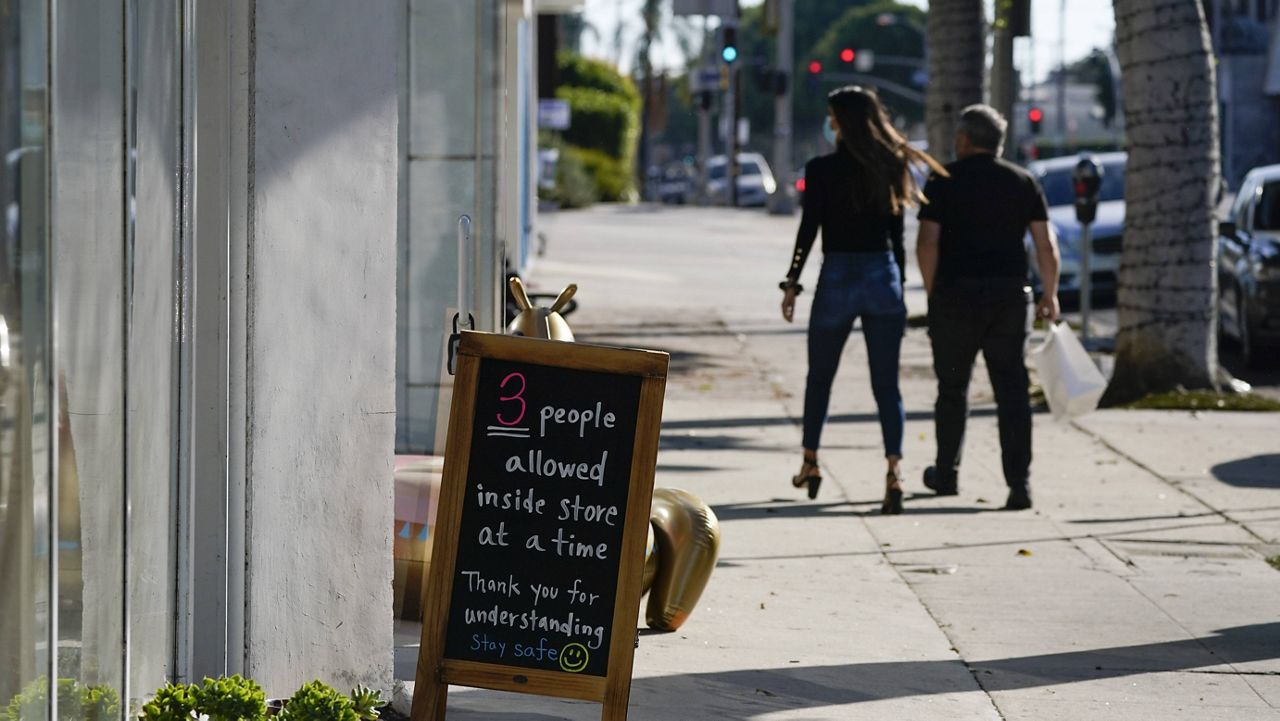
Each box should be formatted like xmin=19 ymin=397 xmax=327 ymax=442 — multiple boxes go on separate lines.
xmin=559 ymin=643 xmax=589 ymax=673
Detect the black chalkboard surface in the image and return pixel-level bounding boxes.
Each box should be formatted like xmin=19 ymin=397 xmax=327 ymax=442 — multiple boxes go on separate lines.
xmin=413 ymin=332 xmax=668 ymax=721
xmin=442 ymin=357 xmax=642 ymax=677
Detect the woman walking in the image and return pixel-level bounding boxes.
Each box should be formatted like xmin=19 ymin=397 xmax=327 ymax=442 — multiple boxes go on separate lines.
xmin=780 ymin=85 xmax=945 ymax=513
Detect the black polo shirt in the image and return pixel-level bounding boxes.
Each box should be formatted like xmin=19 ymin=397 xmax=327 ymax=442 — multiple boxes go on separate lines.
xmin=918 ymin=153 xmax=1048 ymax=288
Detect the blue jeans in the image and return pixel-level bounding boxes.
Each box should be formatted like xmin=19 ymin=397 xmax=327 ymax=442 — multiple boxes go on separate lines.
xmin=803 ymin=251 xmax=906 ymax=458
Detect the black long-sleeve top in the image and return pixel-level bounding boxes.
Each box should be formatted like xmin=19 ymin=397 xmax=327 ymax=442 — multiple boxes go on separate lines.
xmin=785 ymin=147 xmax=906 ymax=283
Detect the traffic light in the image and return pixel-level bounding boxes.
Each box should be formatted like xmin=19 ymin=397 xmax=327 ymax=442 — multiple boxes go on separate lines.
xmin=1028 ymin=107 xmax=1043 ymax=134
xmin=808 ymin=60 xmax=822 ymax=74
xmin=721 ymin=26 xmax=738 ymax=64
xmin=840 ymin=48 xmax=856 ymax=64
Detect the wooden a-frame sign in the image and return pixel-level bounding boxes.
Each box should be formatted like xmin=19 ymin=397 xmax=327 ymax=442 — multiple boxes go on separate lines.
xmin=411 ymin=331 xmax=669 ymax=721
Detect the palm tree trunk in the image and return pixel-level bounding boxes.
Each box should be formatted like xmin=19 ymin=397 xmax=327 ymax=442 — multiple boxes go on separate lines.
xmin=1101 ymin=0 xmax=1222 ymax=405
xmin=926 ymin=0 xmax=985 ymax=161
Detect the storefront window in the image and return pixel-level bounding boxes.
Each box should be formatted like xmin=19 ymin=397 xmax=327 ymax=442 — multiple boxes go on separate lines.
xmin=0 ymin=2 xmax=51 ymax=720
xmin=399 ymin=0 xmax=508 ymax=455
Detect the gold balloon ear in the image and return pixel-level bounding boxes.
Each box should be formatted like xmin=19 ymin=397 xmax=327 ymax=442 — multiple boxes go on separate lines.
xmin=645 ymin=488 xmax=721 ymax=632
xmin=549 ymin=283 xmax=577 ymax=313
xmin=508 ymin=276 xmax=533 ymax=312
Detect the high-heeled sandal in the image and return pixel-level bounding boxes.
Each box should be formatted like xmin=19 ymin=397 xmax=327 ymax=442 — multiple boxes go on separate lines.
xmin=881 ymin=468 xmax=904 ymax=515
xmin=791 ymin=458 xmax=822 ymax=500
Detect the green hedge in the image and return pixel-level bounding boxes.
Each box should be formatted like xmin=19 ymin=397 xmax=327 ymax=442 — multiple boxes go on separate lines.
xmin=571 ymin=146 xmax=633 ymax=202
xmin=556 ymin=86 xmax=638 ymax=162
xmin=556 ymin=51 xmax=639 ymax=106
xmin=550 ymin=52 xmax=640 ymax=203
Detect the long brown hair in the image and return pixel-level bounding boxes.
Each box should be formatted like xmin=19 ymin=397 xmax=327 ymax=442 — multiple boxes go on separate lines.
xmin=827 ymin=85 xmax=946 ymax=215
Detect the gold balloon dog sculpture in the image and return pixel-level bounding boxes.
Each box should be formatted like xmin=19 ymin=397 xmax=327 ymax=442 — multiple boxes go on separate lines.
xmin=507 ymin=277 xmax=576 ymax=341
xmin=505 ymin=277 xmax=721 ymax=631
xmin=643 ymin=488 xmax=721 ymax=631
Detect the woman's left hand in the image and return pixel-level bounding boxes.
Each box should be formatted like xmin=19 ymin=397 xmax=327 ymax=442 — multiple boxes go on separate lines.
xmin=781 ymin=287 xmax=797 ymax=323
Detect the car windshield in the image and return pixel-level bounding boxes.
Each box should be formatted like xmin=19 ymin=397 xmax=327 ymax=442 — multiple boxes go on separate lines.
xmin=708 ymin=160 xmax=760 ymax=179
xmin=1257 ymin=181 xmax=1280 ymax=231
xmin=1038 ymin=160 xmax=1126 ymax=207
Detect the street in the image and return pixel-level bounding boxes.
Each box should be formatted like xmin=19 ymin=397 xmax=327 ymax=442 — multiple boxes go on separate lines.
xmin=399 ymin=204 xmax=1280 ymax=720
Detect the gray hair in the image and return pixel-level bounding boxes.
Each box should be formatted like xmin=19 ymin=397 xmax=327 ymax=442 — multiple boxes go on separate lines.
xmin=957 ymin=104 xmax=1007 ymax=151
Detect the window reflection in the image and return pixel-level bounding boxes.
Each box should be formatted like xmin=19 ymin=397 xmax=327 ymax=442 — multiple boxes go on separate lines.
xmin=0 ymin=1 xmax=51 ymax=721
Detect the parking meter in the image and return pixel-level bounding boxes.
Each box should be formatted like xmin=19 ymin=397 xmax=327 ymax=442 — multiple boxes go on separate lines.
xmin=1073 ymin=157 xmax=1104 ymax=344
xmin=1073 ymin=156 xmax=1103 ymax=224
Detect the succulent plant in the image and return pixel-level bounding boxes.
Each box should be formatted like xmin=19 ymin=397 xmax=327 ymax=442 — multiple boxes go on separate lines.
xmin=276 ymin=683 xmax=356 ymax=721
xmin=345 ymin=688 xmax=382 ymax=721
xmin=138 ymin=682 xmax=199 ymax=721
xmin=193 ymin=677 xmax=265 ymax=721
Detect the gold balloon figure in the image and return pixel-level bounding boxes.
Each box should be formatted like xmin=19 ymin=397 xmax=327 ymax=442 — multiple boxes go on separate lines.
xmin=503 ymin=280 xmax=722 ymax=632
xmin=643 ymin=488 xmax=721 ymax=632
xmin=507 ymin=277 xmax=576 ymax=341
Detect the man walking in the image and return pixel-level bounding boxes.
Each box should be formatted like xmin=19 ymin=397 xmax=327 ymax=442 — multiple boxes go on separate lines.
xmin=915 ymin=105 xmax=1060 ymax=510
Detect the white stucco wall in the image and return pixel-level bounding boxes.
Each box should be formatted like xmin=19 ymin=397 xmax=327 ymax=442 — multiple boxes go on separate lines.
xmin=245 ymin=0 xmax=398 ymax=693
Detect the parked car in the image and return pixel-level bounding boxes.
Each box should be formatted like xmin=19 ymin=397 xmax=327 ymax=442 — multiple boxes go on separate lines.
xmin=656 ymin=162 xmax=695 ymax=205
xmin=1025 ymin=151 xmax=1127 ymax=296
xmin=1218 ymin=163 xmax=1280 ymax=368
xmin=706 ymin=152 xmax=778 ymax=207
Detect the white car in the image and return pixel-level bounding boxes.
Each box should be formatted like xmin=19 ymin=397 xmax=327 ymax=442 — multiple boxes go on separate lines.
xmin=1026 ymin=151 xmax=1127 ymax=295
xmin=706 ymin=152 xmax=778 ymax=207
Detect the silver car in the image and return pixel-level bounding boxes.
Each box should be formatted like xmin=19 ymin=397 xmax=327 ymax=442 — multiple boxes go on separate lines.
xmin=1025 ymin=151 xmax=1127 ymax=295
xmin=706 ymin=152 xmax=778 ymax=207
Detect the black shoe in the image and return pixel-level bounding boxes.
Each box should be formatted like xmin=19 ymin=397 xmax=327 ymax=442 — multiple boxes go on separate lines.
xmin=922 ymin=466 xmax=958 ymax=496
xmin=881 ymin=469 xmax=904 ymax=515
xmin=1003 ymin=485 xmax=1032 ymax=510
xmin=791 ymin=458 xmax=822 ymax=500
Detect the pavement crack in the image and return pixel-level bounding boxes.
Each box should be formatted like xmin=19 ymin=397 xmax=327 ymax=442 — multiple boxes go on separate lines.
xmin=1070 ymin=420 xmax=1270 ymax=545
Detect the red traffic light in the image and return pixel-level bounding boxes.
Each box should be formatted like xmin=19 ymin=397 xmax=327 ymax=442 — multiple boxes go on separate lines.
xmin=840 ymin=48 xmax=855 ymax=63
xmin=1028 ymin=107 xmax=1044 ymax=123
xmin=808 ymin=60 xmax=822 ymax=74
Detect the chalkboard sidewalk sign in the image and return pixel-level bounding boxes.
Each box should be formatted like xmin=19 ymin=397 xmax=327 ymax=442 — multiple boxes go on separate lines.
xmin=411 ymin=331 xmax=669 ymax=721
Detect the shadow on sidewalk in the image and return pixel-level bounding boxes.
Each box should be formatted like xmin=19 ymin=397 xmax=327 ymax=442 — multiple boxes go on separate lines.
xmin=580 ymin=324 xmax=808 ymax=339
xmin=435 ymin=623 xmax=1279 ymax=719
xmin=711 ymin=499 xmax=986 ymax=523
xmin=1211 ymin=454 xmax=1280 ymax=489
xmin=717 ymin=517 xmax=1262 ymax=562
xmin=662 ymin=407 xmax=1000 ymax=432
xmin=620 ymin=622 xmax=1279 ymax=717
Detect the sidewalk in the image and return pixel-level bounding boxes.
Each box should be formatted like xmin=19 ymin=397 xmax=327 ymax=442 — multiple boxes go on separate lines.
xmin=399 ymin=205 xmax=1280 ymax=719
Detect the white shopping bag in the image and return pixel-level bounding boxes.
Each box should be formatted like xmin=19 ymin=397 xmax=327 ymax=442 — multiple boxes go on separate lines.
xmin=1028 ymin=322 xmax=1108 ymax=419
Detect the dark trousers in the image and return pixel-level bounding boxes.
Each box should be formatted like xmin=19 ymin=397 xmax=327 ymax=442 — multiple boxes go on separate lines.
xmin=928 ymin=283 xmax=1034 ymax=487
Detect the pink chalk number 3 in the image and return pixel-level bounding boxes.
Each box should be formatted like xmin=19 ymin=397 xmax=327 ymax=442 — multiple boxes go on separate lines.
xmin=496 ymin=372 xmax=527 ymax=426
